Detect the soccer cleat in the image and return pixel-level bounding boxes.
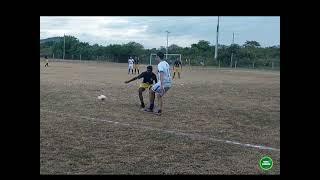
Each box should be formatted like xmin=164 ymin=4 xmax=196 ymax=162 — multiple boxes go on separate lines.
xmin=144 ymin=108 xmax=154 ymax=113
xmin=154 ymin=109 xmax=162 ymax=116
xmin=140 ymin=104 xmax=145 ymax=109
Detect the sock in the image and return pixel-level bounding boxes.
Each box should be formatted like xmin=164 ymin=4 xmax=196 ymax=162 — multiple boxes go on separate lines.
xmin=149 ymin=103 xmax=154 ymax=110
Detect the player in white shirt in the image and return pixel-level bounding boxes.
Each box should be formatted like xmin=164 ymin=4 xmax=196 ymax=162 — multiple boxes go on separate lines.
xmin=128 ymin=56 xmax=134 ymax=74
xmin=144 ymin=52 xmax=172 ymax=115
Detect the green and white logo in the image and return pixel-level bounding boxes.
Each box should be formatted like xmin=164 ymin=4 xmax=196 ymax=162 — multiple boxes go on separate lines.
xmin=259 ymin=156 xmax=273 ymax=171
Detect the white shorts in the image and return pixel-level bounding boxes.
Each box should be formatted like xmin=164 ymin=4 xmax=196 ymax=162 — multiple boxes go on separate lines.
xmin=151 ymin=82 xmax=171 ymax=97
xmin=128 ymin=65 xmax=134 ymax=70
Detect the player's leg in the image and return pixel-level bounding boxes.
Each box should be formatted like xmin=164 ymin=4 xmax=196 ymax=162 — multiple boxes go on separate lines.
xmin=128 ymin=67 xmax=130 ymax=74
xmin=145 ymin=82 xmax=160 ymax=111
xmin=173 ymin=71 xmax=176 ymax=79
xmin=178 ymin=71 xmax=180 ymax=79
xmin=156 ymin=93 xmax=162 ymax=115
xmin=138 ymin=87 xmax=146 ymax=108
xmin=154 ymin=87 xmax=170 ymax=115
xmin=146 ymin=90 xmax=155 ymax=111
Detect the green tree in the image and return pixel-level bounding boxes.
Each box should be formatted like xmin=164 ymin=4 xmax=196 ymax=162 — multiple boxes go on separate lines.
xmin=242 ymin=41 xmax=261 ymax=68
xmin=40 ymin=35 xmax=279 ymax=69
xmin=243 ymin=40 xmax=261 ymax=48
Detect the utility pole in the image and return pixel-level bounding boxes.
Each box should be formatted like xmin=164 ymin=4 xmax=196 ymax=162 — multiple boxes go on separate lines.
xmin=165 ymin=30 xmax=170 ymax=59
xmin=230 ymin=32 xmax=234 ymax=68
xmin=63 ymin=34 xmax=65 ymax=60
xmin=215 ymin=16 xmax=220 ymax=68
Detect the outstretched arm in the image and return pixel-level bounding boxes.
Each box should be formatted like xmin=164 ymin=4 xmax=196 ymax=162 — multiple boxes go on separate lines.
xmin=125 ymin=72 xmax=143 ymax=83
xmin=125 ymin=76 xmax=138 ymax=83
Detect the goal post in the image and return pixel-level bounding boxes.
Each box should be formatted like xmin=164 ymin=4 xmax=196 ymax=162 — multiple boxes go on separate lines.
xmin=149 ymin=53 xmax=182 ymax=65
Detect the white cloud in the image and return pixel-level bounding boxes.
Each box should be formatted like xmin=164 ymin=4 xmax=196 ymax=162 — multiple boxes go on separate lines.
xmin=40 ymin=16 xmax=280 ymax=48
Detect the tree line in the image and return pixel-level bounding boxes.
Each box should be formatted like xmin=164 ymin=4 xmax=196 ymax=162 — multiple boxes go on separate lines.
xmin=40 ymin=36 xmax=280 ymax=69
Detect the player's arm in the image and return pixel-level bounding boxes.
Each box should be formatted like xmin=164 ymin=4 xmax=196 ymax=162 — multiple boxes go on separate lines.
xmin=125 ymin=72 xmax=144 ymax=83
xmin=157 ymin=65 xmax=165 ymax=91
xmin=159 ymin=71 xmax=164 ymax=88
xmin=153 ymin=73 xmax=158 ymax=83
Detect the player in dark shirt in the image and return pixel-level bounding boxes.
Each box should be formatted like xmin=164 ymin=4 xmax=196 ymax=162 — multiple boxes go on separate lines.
xmin=44 ymin=55 xmax=49 ymax=67
xmin=173 ymin=59 xmax=182 ymax=79
xmin=134 ymin=56 xmax=140 ymax=74
xmin=125 ymin=65 xmax=157 ymax=108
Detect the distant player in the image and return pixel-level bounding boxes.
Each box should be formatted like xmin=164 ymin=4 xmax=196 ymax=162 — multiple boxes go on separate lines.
xmin=173 ymin=58 xmax=182 ymax=79
xmin=134 ymin=56 xmax=140 ymax=74
xmin=44 ymin=56 xmax=49 ymax=67
xmin=125 ymin=65 xmax=157 ymax=109
xmin=128 ymin=56 xmax=134 ymax=74
xmin=200 ymin=61 xmax=205 ymax=69
xmin=144 ymin=52 xmax=172 ymax=115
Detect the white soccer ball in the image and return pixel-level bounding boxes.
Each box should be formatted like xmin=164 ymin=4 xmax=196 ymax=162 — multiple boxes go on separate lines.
xmin=98 ymin=95 xmax=106 ymax=100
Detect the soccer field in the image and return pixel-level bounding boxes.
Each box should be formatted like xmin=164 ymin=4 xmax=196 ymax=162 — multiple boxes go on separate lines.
xmin=40 ymin=60 xmax=280 ymax=174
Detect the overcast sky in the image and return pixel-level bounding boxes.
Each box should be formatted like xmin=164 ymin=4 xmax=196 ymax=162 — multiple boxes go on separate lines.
xmin=40 ymin=16 xmax=280 ymax=49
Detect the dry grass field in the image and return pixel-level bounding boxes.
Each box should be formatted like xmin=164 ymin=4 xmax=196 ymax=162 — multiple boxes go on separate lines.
xmin=40 ymin=60 xmax=280 ymax=174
